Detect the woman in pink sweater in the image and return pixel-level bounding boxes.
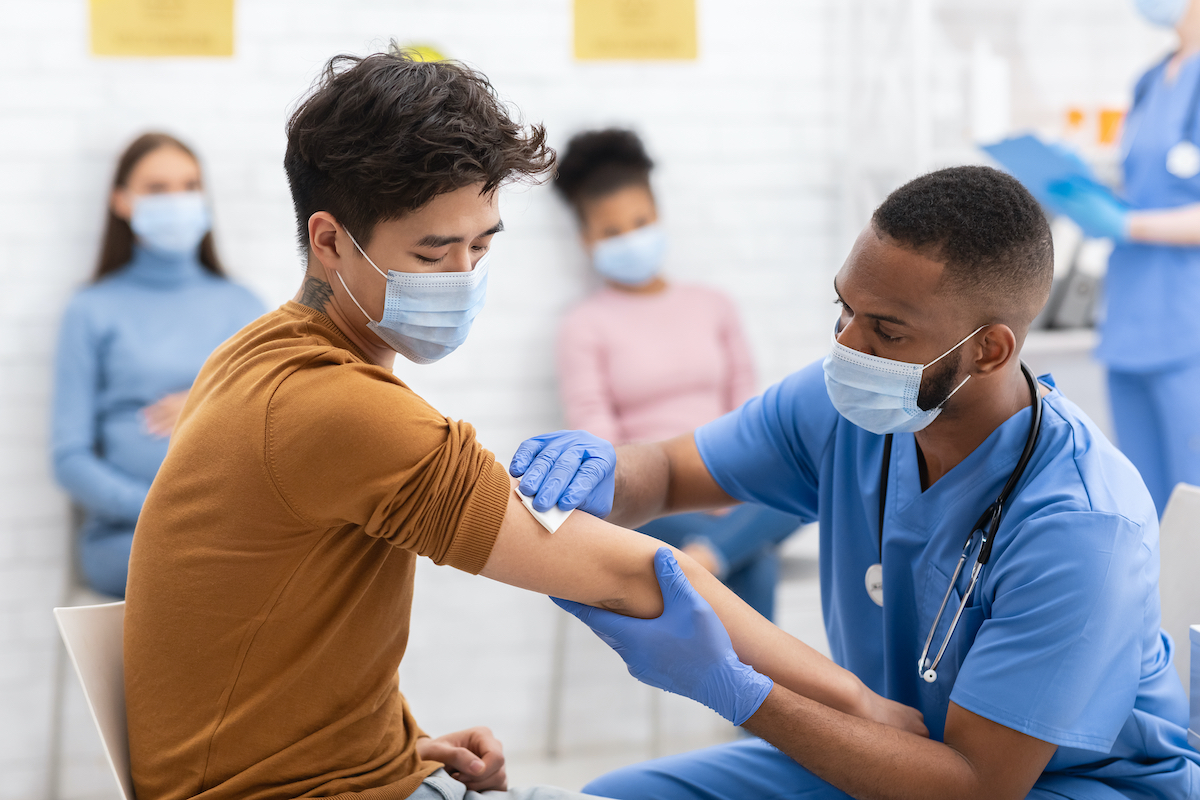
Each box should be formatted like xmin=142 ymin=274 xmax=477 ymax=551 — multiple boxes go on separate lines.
xmin=553 ymin=129 xmax=802 ymax=620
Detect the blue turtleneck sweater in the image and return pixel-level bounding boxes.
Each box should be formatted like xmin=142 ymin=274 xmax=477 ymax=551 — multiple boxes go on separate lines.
xmin=52 ymin=247 xmax=263 ymax=593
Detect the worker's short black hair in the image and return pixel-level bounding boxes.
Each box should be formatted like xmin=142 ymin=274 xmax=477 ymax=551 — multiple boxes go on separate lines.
xmin=284 ymin=48 xmax=554 ymax=252
xmin=553 ymin=128 xmax=654 ymax=217
xmin=872 ymin=166 xmax=1054 ymax=322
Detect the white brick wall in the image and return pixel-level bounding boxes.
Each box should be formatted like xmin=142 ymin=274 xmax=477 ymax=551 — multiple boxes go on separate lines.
xmin=0 ymin=1 xmax=1171 ymax=797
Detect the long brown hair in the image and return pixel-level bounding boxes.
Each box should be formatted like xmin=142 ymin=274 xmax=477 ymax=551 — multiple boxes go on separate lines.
xmin=93 ymin=132 xmax=225 ymax=282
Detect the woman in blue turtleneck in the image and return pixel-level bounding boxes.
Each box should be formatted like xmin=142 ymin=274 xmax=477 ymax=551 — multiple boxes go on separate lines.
xmin=52 ymin=133 xmax=263 ymax=597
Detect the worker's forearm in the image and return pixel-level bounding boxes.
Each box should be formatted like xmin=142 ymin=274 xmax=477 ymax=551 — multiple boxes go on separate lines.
xmin=744 ymin=686 xmax=978 ymax=800
xmin=608 ymin=435 xmax=733 ymax=527
xmin=674 ymin=553 xmax=873 ymax=721
xmin=1128 ymin=203 xmax=1200 ymax=245
xmin=606 ymin=442 xmax=673 ymax=527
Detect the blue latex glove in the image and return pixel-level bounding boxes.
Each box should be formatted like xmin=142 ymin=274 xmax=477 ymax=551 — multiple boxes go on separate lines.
xmin=508 ymin=430 xmax=616 ymax=516
xmin=1046 ymin=177 xmax=1130 ymax=241
xmin=552 ymin=548 xmax=774 ymax=726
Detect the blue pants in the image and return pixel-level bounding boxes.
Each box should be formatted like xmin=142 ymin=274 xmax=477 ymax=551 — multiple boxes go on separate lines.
xmin=78 ymin=517 xmax=133 ymax=598
xmin=1108 ymin=359 xmax=1200 ymax=517
xmin=582 ymin=737 xmax=1132 ymax=799
xmin=637 ymin=505 xmax=803 ymax=621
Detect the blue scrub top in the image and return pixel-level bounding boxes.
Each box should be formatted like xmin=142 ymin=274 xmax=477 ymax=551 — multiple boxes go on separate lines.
xmin=695 ymin=361 xmax=1200 ymax=794
xmin=1099 ymin=53 xmax=1200 ymax=371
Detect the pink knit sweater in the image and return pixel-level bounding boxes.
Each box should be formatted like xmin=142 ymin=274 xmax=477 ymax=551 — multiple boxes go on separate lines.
xmin=556 ymin=283 xmax=756 ymax=445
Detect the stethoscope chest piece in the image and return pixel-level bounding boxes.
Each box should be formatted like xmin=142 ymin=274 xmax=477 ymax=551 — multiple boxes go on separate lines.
xmin=1167 ymin=141 xmax=1200 ymax=179
xmin=864 ymin=563 xmax=884 ymax=607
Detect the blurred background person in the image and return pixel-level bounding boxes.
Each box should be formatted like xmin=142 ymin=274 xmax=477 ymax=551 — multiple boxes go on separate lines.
xmin=1051 ymin=0 xmax=1200 ymax=515
xmin=51 ymin=132 xmax=264 ymax=598
xmin=552 ymin=129 xmax=802 ymax=621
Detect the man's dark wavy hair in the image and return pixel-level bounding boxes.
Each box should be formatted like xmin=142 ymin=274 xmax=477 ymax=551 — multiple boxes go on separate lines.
xmin=284 ymin=49 xmax=555 ymax=252
xmin=872 ymin=166 xmax=1054 ymax=320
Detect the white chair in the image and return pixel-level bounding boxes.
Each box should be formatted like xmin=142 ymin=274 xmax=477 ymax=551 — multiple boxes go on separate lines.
xmin=1190 ymin=625 xmax=1199 ymax=751
xmin=1158 ymin=483 xmax=1200 ymax=687
xmin=53 ymin=602 xmax=134 ymax=800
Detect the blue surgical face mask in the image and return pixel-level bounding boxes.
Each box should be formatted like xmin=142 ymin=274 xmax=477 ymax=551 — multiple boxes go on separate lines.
xmin=592 ymin=223 xmax=668 ymax=286
xmin=335 ymin=228 xmax=489 ymax=365
xmin=130 ymin=191 xmax=211 ymax=257
xmin=1135 ymin=0 xmax=1189 ymax=27
xmin=822 ymin=322 xmax=984 ymax=435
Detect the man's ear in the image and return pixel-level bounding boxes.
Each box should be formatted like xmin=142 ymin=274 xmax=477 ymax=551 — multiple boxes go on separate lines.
xmin=973 ymin=325 xmax=1017 ymax=376
xmin=308 ymin=212 xmax=344 ymax=279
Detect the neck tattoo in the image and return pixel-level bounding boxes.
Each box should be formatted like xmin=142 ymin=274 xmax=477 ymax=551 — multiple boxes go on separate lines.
xmin=298 ymin=276 xmax=334 ymax=313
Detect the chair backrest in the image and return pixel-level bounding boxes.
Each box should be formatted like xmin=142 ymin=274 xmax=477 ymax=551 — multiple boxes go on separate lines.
xmin=1190 ymin=625 xmax=1199 ymax=751
xmin=54 ymin=601 xmax=134 ymax=800
xmin=1159 ymin=483 xmax=1200 ymax=688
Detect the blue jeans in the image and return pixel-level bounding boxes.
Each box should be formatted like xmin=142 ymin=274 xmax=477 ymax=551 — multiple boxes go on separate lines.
xmin=78 ymin=517 xmax=134 ymax=598
xmin=637 ymin=505 xmax=804 ymax=621
xmin=1108 ymin=359 xmax=1200 ymax=517
xmin=410 ymin=768 xmax=608 ymax=800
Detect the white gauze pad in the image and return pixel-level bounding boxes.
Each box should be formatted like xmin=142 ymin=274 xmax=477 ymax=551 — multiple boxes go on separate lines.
xmin=517 ymin=490 xmax=574 ymax=533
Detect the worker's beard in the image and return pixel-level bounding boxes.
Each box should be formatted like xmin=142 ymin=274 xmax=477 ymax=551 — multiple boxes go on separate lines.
xmin=917 ymin=350 xmax=965 ymax=412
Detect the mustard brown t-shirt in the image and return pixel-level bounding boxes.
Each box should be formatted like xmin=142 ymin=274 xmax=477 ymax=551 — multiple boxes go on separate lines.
xmin=124 ymin=302 xmax=511 ymax=800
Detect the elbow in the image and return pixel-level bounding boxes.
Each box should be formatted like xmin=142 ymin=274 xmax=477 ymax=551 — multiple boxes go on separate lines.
xmin=593 ymin=593 xmax=662 ymax=620
xmin=51 ymin=449 xmax=78 ymax=490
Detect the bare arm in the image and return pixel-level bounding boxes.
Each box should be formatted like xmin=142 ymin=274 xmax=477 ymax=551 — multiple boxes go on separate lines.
xmin=481 ymin=478 xmax=925 ymax=735
xmin=1128 ymin=202 xmax=1200 ymax=245
xmin=745 ymin=688 xmax=1055 ymax=800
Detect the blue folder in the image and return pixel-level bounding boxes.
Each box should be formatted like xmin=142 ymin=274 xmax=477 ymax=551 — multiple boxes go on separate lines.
xmin=981 ymin=134 xmax=1124 ymax=212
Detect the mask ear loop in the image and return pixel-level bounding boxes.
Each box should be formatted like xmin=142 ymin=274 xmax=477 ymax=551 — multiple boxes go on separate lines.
xmin=334 ymin=271 xmax=374 ymax=323
xmin=924 ymin=325 xmax=986 ymax=370
xmin=923 ymin=325 xmax=986 ymax=409
xmin=333 ymin=224 xmax=388 ymax=323
xmin=343 ymin=227 xmax=388 ymax=278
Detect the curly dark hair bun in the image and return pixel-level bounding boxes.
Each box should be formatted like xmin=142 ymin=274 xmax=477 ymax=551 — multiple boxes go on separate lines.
xmin=554 ymin=128 xmax=654 ymax=214
xmin=285 ymin=48 xmax=555 ymax=251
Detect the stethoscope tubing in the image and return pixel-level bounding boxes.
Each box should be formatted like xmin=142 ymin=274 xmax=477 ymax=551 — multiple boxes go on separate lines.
xmin=877 ymin=362 xmax=1044 ymax=683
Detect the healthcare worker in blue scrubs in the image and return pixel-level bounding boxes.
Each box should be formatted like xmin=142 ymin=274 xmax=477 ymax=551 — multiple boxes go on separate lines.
xmin=514 ymin=166 xmax=1200 ymax=799
xmin=1049 ymin=0 xmax=1200 ymax=516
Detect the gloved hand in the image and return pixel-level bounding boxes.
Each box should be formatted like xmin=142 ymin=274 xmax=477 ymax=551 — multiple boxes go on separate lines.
xmin=1046 ymin=177 xmax=1130 ymax=241
xmin=508 ymin=430 xmax=616 ymax=516
xmin=552 ymin=548 xmax=774 ymax=726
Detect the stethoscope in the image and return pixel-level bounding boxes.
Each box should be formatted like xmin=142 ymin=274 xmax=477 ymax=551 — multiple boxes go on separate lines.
xmin=1124 ymin=52 xmax=1200 ymax=179
xmin=869 ymin=363 xmax=1043 ymax=684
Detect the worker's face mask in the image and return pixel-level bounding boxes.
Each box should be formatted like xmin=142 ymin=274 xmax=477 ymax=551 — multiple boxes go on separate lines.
xmin=130 ymin=191 xmax=211 ymax=257
xmin=591 ymin=223 xmax=668 ymax=286
xmin=823 ymin=322 xmax=984 ymax=435
xmin=1134 ymin=0 xmax=1189 ymax=27
xmin=335 ymin=228 xmax=490 ymax=365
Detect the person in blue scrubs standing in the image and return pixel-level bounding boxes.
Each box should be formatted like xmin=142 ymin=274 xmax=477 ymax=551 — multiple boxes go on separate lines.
xmin=52 ymin=133 xmax=263 ymax=597
xmin=1050 ymin=0 xmax=1200 ymax=516
xmin=513 ymin=167 xmax=1200 ymax=799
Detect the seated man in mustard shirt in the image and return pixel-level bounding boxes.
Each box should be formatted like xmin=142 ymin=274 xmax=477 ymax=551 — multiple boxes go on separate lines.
xmin=122 ymin=49 xmax=924 ymax=800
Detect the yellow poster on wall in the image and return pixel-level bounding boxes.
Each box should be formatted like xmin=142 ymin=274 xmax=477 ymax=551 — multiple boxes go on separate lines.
xmin=90 ymin=0 xmax=235 ymax=57
xmin=574 ymin=0 xmax=697 ymax=61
